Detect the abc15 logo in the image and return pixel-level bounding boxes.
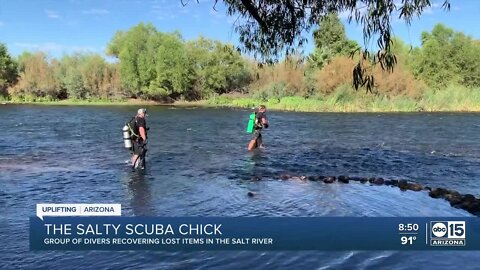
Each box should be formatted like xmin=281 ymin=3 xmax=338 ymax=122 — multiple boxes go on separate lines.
xmin=430 ymin=221 xmax=466 ymax=239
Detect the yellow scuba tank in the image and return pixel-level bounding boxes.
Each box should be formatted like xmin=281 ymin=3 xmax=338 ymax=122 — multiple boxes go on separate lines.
xmin=246 ymin=112 xmax=255 ymax=133
xmin=122 ymin=125 xmax=132 ymax=148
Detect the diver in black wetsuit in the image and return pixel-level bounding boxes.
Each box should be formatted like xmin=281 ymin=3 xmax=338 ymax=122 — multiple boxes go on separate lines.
xmin=248 ymin=105 xmax=269 ymax=151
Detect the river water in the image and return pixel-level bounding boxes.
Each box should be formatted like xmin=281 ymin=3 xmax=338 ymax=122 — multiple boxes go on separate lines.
xmin=1 ymin=105 xmax=479 ymax=269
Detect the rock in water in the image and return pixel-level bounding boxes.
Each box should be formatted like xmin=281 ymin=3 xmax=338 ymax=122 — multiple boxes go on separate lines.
xmin=462 ymin=194 xmax=476 ymax=203
xmin=445 ymin=193 xmax=462 ymax=206
xmin=247 ymin=191 xmax=255 ymax=197
xmin=458 ymin=199 xmax=480 ymax=214
xmin=323 ymin=176 xmax=335 ymax=184
xmin=349 ymin=177 xmax=363 ymax=182
xmin=389 ymin=180 xmax=399 ymax=186
xmin=406 ymin=183 xmax=423 ymax=191
xmin=449 ymin=190 xmax=461 ymax=197
xmin=398 ymin=180 xmax=409 ymax=190
xmin=316 ymin=176 xmax=326 ymax=181
xmin=338 ymin=175 xmax=349 ymax=184
xmin=372 ymin=178 xmax=385 ymax=185
xmin=429 ymin=188 xmax=448 ymax=198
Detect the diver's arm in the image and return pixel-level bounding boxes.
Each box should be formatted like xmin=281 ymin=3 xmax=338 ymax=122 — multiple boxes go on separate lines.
xmin=139 ymin=127 xmax=147 ymax=142
xmin=262 ymin=116 xmax=269 ymax=128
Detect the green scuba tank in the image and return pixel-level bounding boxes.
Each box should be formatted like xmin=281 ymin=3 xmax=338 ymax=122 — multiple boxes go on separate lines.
xmin=246 ymin=112 xmax=255 ymax=133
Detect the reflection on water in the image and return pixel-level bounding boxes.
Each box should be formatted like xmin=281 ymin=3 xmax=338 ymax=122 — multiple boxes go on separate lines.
xmin=124 ymin=172 xmax=155 ymax=216
xmin=1 ymin=105 xmax=480 ymax=269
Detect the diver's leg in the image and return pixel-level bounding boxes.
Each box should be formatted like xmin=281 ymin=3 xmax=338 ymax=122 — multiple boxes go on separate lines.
xmin=248 ymin=130 xmax=260 ymax=151
xmin=257 ymin=135 xmax=263 ymax=148
xmin=248 ymin=139 xmax=257 ymax=151
xmin=140 ymin=146 xmax=147 ymax=169
xmin=131 ymin=154 xmax=138 ymax=166
xmin=131 ymin=142 xmax=141 ymax=167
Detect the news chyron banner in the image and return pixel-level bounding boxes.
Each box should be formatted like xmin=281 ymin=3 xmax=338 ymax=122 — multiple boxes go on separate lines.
xmin=31 ymin=204 xmax=480 ymax=251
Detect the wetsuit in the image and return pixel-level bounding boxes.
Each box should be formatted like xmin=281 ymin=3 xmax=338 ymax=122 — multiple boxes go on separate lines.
xmin=129 ymin=116 xmax=147 ymax=156
xmin=252 ymin=111 xmax=266 ymax=141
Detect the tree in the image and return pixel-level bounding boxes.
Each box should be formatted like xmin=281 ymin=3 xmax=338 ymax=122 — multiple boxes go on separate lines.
xmin=108 ymin=23 xmax=252 ymax=101
xmin=107 ymin=23 xmax=161 ymax=97
xmin=410 ymin=24 xmax=480 ymax=88
xmin=210 ymin=0 xmax=451 ymax=90
xmin=55 ymin=54 xmax=87 ymax=99
xmin=149 ymin=32 xmax=193 ymax=100
xmin=0 ymin=43 xmax=18 ymax=96
xmin=309 ymin=13 xmax=359 ymax=69
xmin=9 ymin=52 xmax=59 ymax=99
xmin=186 ymin=37 xmax=251 ymax=99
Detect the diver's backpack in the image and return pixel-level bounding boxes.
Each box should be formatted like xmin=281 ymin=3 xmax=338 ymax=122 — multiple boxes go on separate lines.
xmin=122 ymin=117 xmax=139 ymax=149
xmin=126 ymin=117 xmax=140 ymax=140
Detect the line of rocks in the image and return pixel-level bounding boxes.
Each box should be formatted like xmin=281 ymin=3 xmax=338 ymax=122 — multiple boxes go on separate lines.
xmin=247 ymin=174 xmax=480 ymax=216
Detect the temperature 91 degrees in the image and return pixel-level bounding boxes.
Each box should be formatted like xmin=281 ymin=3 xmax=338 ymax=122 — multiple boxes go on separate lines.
xmin=401 ymin=236 xmax=417 ymax=245
xmin=398 ymin=223 xmax=419 ymax=246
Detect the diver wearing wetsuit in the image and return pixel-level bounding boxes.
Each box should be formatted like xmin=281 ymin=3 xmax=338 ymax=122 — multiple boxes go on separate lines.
xmin=129 ymin=108 xmax=148 ymax=167
xmin=248 ymin=105 xmax=269 ymax=151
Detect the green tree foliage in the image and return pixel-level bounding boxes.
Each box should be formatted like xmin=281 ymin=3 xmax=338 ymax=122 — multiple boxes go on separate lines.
xmin=0 ymin=43 xmax=18 ymax=96
xmin=313 ymin=13 xmax=359 ymax=56
xmin=390 ymin=37 xmax=410 ymax=60
xmin=410 ymin=24 xmax=480 ymax=88
xmin=309 ymin=13 xmax=359 ymax=69
xmin=186 ymin=37 xmax=251 ymax=99
xmin=107 ymin=24 xmax=251 ymax=100
xmin=149 ymin=32 xmax=193 ymax=99
xmin=57 ymin=54 xmax=87 ymax=99
xmin=107 ymin=23 xmax=160 ymax=96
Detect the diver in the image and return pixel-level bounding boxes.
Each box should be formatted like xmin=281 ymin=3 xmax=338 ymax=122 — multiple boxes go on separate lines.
xmin=123 ymin=108 xmax=148 ymax=169
xmin=248 ymin=105 xmax=269 ymax=151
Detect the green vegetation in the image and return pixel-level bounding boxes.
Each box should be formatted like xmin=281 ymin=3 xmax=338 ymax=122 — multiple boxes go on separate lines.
xmin=308 ymin=13 xmax=360 ymax=69
xmin=0 ymin=43 xmax=18 ymax=96
xmin=409 ymin=24 xmax=480 ymax=89
xmin=106 ymin=23 xmax=251 ymax=101
xmin=1 ymin=19 xmax=479 ymax=112
xmin=202 ymin=86 xmax=480 ymax=112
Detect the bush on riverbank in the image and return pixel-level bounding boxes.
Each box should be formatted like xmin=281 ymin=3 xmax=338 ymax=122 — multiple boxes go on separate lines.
xmin=204 ymin=85 xmax=480 ymax=112
xmin=5 ymin=85 xmax=479 ymax=112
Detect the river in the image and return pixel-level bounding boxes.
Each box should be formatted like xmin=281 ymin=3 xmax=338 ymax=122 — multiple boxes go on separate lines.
xmin=1 ymin=105 xmax=479 ymax=269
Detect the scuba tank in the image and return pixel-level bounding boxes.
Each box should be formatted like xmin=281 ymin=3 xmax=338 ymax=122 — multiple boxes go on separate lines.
xmin=122 ymin=125 xmax=132 ymax=148
xmin=246 ymin=112 xmax=255 ymax=133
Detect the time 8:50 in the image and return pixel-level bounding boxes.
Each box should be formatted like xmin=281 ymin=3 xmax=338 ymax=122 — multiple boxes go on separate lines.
xmin=399 ymin=224 xmax=419 ymax=231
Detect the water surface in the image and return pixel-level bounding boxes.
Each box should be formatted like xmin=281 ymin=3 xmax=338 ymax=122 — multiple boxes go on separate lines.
xmin=1 ymin=105 xmax=479 ymax=269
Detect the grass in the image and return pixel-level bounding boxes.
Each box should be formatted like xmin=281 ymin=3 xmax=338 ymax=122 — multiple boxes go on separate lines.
xmin=200 ymin=85 xmax=480 ymax=112
xmin=419 ymin=86 xmax=480 ymax=111
xmin=4 ymin=85 xmax=480 ymax=112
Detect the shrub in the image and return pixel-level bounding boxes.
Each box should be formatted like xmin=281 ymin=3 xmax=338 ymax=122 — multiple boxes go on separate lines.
xmin=250 ymin=58 xmax=307 ymax=98
xmin=315 ymin=56 xmax=425 ymax=98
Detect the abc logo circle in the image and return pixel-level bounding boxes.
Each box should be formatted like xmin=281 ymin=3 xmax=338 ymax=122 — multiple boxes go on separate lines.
xmin=432 ymin=223 xmax=447 ymax=237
